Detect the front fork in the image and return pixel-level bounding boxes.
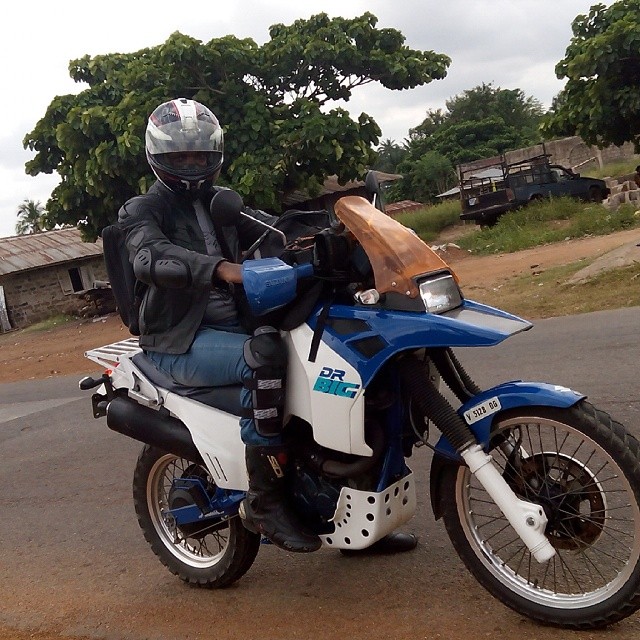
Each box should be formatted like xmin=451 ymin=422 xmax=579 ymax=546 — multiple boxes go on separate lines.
xmin=399 ymin=353 xmax=555 ymax=564
xmin=460 ymin=444 xmax=555 ymax=563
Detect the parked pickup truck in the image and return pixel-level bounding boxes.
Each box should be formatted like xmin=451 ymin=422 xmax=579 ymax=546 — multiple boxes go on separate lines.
xmin=459 ymin=154 xmax=610 ymax=226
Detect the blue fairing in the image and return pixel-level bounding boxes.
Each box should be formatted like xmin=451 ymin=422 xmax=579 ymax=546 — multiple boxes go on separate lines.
xmin=307 ymin=298 xmax=532 ymax=386
xmin=434 ymin=381 xmax=586 ymax=460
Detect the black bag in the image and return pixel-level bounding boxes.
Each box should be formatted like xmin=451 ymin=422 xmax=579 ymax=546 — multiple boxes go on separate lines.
xmin=101 ymin=224 xmax=145 ymax=336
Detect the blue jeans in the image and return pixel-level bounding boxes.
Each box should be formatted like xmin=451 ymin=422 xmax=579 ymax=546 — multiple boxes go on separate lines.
xmin=145 ymin=326 xmax=279 ymax=446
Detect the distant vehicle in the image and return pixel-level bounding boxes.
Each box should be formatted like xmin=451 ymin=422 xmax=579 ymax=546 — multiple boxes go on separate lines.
xmin=459 ymin=154 xmax=610 ymax=226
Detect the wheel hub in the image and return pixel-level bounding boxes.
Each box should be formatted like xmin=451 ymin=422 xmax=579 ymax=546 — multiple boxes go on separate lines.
xmin=166 ymin=465 xmax=214 ymax=539
xmin=509 ymin=453 xmax=606 ymax=550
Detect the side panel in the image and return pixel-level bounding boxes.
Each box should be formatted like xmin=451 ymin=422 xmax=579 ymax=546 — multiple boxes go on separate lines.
xmin=286 ymin=324 xmax=370 ymax=456
xmin=434 ymin=381 xmax=586 ymax=459
xmin=163 ymin=393 xmax=248 ymax=490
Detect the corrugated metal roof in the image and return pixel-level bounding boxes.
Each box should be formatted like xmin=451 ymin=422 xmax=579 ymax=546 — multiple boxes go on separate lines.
xmin=437 ymin=168 xmax=505 ymax=198
xmin=0 ymin=228 xmax=103 ymax=276
xmin=282 ymin=171 xmax=402 ymax=206
xmin=385 ymin=200 xmax=424 ymax=215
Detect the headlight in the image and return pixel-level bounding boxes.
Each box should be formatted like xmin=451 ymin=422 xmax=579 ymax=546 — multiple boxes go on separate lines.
xmin=418 ymin=274 xmax=462 ymax=314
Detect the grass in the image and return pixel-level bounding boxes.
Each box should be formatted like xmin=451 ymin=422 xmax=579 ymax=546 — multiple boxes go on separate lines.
xmin=590 ymin=158 xmax=639 ymax=181
xmin=391 ymin=181 xmax=640 ymax=320
xmin=473 ymin=260 xmax=640 ymax=320
xmin=393 ymin=200 xmax=461 ymax=242
xmin=395 ymin=196 xmax=640 ymax=255
xmin=455 ymin=198 xmax=640 ymax=255
xmin=18 ymin=314 xmax=76 ymax=334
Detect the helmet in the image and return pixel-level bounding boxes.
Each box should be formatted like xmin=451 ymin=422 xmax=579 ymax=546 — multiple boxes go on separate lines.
xmin=145 ymin=98 xmax=224 ymax=194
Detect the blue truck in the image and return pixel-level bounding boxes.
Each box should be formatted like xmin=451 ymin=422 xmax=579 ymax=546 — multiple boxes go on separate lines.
xmin=459 ymin=154 xmax=610 ymax=226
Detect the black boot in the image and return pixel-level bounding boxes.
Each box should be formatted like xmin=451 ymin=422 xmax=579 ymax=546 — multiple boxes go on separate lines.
xmin=241 ymin=445 xmax=322 ymax=553
xmin=340 ymin=532 xmax=418 ymax=556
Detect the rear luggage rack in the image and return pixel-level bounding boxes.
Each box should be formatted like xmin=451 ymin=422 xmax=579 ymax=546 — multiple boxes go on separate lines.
xmin=85 ymin=337 xmax=141 ymax=368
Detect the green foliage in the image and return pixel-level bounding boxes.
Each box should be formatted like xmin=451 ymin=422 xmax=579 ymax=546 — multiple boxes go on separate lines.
xmin=394 ymin=83 xmax=545 ymax=202
xmin=393 ymin=199 xmax=461 ymax=242
xmin=15 ymin=199 xmax=51 ymax=235
xmin=590 ymin=158 xmax=640 ymax=180
xmin=408 ymin=84 xmax=544 ymax=161
xmin=542 ymin=0 xmax=640 ymax=150
xmin=457 ymin=197 xmax=640 ymax=255
xmin=23 ymin=14 xmax=450 ymax=240
xmin=373 ymin=139 xmax=407 ymax=173
xmin=20 ymin=314 xmax=75 ymax=333
xmin=394 ymin=151 xmax=456 ymax=203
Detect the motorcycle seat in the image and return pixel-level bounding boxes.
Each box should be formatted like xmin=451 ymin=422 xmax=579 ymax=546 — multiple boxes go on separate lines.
xmin=131 ymin=353 xmax=243 ymax=416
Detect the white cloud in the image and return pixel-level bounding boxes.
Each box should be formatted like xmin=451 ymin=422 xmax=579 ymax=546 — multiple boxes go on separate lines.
xmin=1 ymin=0 xmax=597 ymax=237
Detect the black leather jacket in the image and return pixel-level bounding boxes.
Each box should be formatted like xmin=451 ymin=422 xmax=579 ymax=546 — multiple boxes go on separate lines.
xmin=118 ymin=181 xmax=275 ymax=354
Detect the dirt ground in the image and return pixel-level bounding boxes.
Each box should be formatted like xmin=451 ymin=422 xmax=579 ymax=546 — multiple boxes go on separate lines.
xmin=1 ymin=227 xmax=639 ymax=386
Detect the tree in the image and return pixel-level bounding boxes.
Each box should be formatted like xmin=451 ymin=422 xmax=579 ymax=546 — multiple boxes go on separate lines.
xmin=23 ymin=13 xmax=450 ymax=240
xmin=15 ymin=199 xmax=49 ymax=235
xmin=394 ymin=83 xmax=544 ymax=201
xmin=542 ymin=1 xmax=640 ymax=149
xmin=394 ymin=151 xmax=456 ymax=203
xmin=446 ymin=84 xmax=544 ymax=133
xmin=406 ymin=84 xmax=544 ymax=163
xmin=373 ymin=139 xmax=407 ymax=173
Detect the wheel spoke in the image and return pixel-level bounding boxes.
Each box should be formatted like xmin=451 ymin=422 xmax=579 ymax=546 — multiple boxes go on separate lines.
xmin=453 ymin=410 xmax=640 ymax=612
xmin=147 ymin=453 xmax=232 ymax=568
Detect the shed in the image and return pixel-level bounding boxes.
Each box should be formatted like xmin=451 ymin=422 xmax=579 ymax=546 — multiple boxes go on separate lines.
xmin=0 ymin=228 xmax=108 ymax=330
xmin=385 ymin=200 xmax=424 ymax=218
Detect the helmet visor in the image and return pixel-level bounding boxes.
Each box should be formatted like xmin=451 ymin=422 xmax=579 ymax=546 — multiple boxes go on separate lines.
xmin=146 ymin=119 xmax=224 ymax=152
xmin=154 ymin=151 xmax=223 ymax=180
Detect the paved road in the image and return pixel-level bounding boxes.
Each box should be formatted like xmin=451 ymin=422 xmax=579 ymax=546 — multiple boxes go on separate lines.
xmin=1 ymin=308 xmax=639 ymax=640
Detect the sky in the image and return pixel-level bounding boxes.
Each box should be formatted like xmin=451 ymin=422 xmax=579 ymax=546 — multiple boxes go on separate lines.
xmin=1 ymin=0 xmax=600 ymax=238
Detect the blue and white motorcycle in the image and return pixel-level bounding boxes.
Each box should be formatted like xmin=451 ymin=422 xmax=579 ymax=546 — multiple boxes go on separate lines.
xmin=82 ymin=178 xmax=640 ymax=629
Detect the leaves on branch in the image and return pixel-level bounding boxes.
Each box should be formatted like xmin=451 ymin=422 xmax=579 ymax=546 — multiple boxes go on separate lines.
xmin=542 ymin=0 xmax=640 ymax=151
xmin=22 ymin=13 xmax=449 ymax=241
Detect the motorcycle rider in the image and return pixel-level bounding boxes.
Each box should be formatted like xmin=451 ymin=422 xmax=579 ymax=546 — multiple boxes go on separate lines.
xmin=118 ymin=97 xmax=417 ymax=555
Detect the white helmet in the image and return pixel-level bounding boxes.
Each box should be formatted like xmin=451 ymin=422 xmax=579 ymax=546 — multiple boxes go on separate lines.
xmin=145 ymin=98 xmax=224 ymax=193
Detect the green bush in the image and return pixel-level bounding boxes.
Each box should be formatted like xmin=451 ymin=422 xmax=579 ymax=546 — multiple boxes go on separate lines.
xmin=393 ymin=200 xmax=461 ymax=242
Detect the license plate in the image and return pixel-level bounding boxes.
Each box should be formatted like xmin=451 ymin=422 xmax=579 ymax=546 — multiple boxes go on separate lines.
xmin=463 ymin=397 xmax=502 ymax=425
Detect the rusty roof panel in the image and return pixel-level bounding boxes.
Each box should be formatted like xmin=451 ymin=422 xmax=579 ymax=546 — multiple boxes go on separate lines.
xmin=282 ymin=171 xmax=401 ymax=206
xmin=0 ymin=228 xmax=103 ymax=276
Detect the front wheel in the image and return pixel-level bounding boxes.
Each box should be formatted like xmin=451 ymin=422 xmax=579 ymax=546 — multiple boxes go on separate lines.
xmin=133 ymin=445 xmax=260 ymax=588
xmin=438 ymin=401 xmax=640 ymax=628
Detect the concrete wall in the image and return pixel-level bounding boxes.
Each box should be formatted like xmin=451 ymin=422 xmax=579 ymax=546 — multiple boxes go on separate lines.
xmin=460 ymin=136 xmax=639 ymax=176
xmin=0 ymin=257 xmax=109 ymax=329
xmin=504 ymin=137 xmax=638 ymax=173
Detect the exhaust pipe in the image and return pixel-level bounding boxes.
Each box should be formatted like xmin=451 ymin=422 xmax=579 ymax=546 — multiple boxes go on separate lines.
xmin=107 ymin=396 xmax=203 ymax=464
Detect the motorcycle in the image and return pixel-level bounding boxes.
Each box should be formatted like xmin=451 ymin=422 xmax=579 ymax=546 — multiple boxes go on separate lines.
xmin=81 ymin=175 xmax=640 ymax=629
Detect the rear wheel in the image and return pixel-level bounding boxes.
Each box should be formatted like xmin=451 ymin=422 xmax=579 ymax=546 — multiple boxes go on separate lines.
xmin=438 ymin=402 xmax=640 ymax=628
xmin=133 ymin=445 xmax=260 ymax=588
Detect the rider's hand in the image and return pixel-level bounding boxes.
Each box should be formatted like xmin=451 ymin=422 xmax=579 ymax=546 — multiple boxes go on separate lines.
xmin=215 ymin=260 xmax=243 ymax=284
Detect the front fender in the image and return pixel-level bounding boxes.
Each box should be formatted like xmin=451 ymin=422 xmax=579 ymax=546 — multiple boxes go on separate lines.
xmin=429 ymin=381 xmax=585 ymax=519
xmin=434 ymin=380 xmax=585 ymax=460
